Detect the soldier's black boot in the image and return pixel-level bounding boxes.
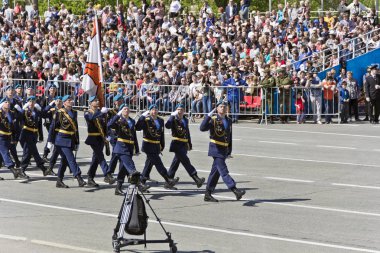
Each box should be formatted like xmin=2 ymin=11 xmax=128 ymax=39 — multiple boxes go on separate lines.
xmin=0 ymin=176 xmax=3 ymax=180
xmin=42 ymin=154 xmax=49 ymax=163
xmin=104 ymin=173 xmax=116 ymax=185
xmin=231 ymin=187 xmax=246 ymax=200
xmin=56 ymin=178 xmax=69 ymax=188
xmin=139 ymin=178 xmax=150 ymax=192
xmin=87 ymin=177 xmax=99 ymax=187
xmin=76 ymin=175 xmax=87 ymax=187
xmin=9 ymin=167 xmax=19 ymax=179
xmin=114 ymin=182 xmax=124 ymax=196
xmin=43 ymin=166 xmax=56 ymax=176
xmin=164 ymin=176 xmax=179 ymax=189
xmin=204 ymin=190 xmax=218 ymax=202
xmin=191 ymin=174 xmax=205 ymax=188
xmin=18 ymin=169 xmax=29 ymax=179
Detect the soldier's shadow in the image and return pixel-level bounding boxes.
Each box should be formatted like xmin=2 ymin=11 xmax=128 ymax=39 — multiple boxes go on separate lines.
xmin=83 ymin=184 xmax=116 ymax=192
xmin=242 ymin=198 xmax=311 ymax=207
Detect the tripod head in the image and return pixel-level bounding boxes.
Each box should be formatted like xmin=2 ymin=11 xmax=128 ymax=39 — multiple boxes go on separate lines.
xmin=128 ymin=171 xmax=141 ymax=185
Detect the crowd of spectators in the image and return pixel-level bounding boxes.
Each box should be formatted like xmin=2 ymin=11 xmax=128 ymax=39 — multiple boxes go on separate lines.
xmin=0 ymin=0 xmax=379 ymax=123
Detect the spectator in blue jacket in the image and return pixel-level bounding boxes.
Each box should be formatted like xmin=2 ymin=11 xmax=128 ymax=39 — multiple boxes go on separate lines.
xmin=222 ymin=70 xmax=247 ymax=123
xmin=339 ymin=81 xmax=350 ymax=123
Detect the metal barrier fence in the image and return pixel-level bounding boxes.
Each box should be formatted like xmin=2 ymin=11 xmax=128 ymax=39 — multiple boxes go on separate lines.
xmin=1 ymin=79 xmax=347 ymax=124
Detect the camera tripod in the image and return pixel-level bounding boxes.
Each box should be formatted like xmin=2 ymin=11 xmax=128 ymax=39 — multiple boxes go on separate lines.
xmin=112 ymin=174 xmax=177 ymax=253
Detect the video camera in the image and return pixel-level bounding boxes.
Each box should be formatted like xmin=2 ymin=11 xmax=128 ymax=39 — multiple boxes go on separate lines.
xmin=128 ymin=171 xmax=141 ymax=185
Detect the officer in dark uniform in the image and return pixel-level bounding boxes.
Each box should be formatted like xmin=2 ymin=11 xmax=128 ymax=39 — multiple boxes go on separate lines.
xmin=165 ymin=104 xmax=205 ymax=188
xmin=48 ymin=95 xmax=86 ymax=188
xmin=4 ymin=85 xmax=22 ymax=168
xmin=135 ymin=104 xmax=178 ymax=189
xmin=14 ymin=96 xmax=53 ymax=179
xmin=365 ymin=65 xmax=380 ymax=123
xmin=84 ymin=96 xmax=115 ymax=187
xmin=44 ymin=96 xmax=63 ymax=173
xmin=200 ymin=101 xmax=246 ymax=202
xmin=108 ymin=104 xmax=145 ymax=195
xmin=41 ymin=83 xmax=58 ymax=161
xmin=276 ymin=68 xmax=293 ymax=123
xmin=0 ymin=98 xmax=23 ymax=180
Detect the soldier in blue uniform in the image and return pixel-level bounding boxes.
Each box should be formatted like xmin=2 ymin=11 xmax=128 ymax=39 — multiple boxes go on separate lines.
xmin=84 ymin=96 xmax=115 ymax=187
xmin=14 ymin=96 xmax=53 ymax=179
xmin=41 ymin=83 xmax=58 ymax=161
xmin=48 ymin=95 xmax=86 ymax=188
xmin=44 ymin=96 xmax=63 ymax=173
xmin=136 ymin=104 xmax=178 ymax=189
xmin=0 ymin=98 xmax=23 ymax=180
xmin=107 ymin=104 xmax=146 ymax=195
xmin=200 ymin=101 xmax=246 ymax=202
xmin=165 ymin=104 xmax=205 ymax=188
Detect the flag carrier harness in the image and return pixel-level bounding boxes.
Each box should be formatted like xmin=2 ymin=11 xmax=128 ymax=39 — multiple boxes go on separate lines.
xmin=112 ymin=172 xmax=177 ymax=253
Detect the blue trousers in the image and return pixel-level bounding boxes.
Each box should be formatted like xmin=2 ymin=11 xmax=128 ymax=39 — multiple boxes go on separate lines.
xmin=206 ymin=157 xmax=236 ymax=192
xmin=49 ymin=146 xmax=60 ymax=169
xmin=141 ymin=153 xmax=168 ymax=181
xmin=109 ymin=151 xmax=119 ymax=174
xmin=230 ymin=99 xmax=240 ymax=121
xmin=9 ymin=142 xmax=20 ymax=165
xmin=88 ymin=143 xmax=110 ymax=178
xmin=0 ymin=143 xmax=14 ymax=168
xmin=115 ymin=153 xmax=136 ymax=175
xmin=57 ymin=146 xmax=81 ymax=178
xmin=168 ymin=150 xmax=196 ymax=178
xmin=20 ymin=139 xmax=44 ymax=170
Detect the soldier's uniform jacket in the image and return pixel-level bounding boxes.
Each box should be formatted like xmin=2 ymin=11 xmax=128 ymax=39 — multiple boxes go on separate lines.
xmin=165 ymin=115 xmax=192 ymax=152
xmin=41 ymin=95 xmax=56 ymax=127
xmin=19 ymin=107 xmax=40 ymax=143
xmin=200 ymin=114 xmax=232 ymax=158
xmin=136 ymin=115 xmax=165 ymax=154
xmin=107 ymin=114 xmax=139 ymax=156
xmin=6 ymin=97 xmax=22 ymax=141
xmin=261 ymin=76 xmax=276 ymax=89
xmin=107 ymin=108 xmax=118 ymax=146
xmin=84 ymin=109 xmax=107 ymax=146
xmin=276 ymin=75 xmax=293 ymax=94
xmin=49 ymin=108 xmax=79 ymax=148
xmin=0 ymin=109 xmax=15 ymax=146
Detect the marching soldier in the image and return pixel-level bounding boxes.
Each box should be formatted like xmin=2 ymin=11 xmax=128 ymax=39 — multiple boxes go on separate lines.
xmin=276 ymin=68 xmax=293 ymax=123
xmin=44 ymin=96 xmax=63 ymax=173
xmin=135 ymin=104 xmax=178 ymax=189
xmin=14 ymin=96 xmax=54 ymax=178
xmin=200 ymin=101 xmax=246 ymax=202
xmin=0 ymin=98 xmax=23 ymax=180
xmin=165 ymin=104 xmax=205 ymax=188
xmin=48 ymin=95 xmax=86 ymax=188
xmin=84 ymin=96 xmax=115 ymax=187
xmin=41 ymin=83 xmax=58 ymax=161
xmin=107 ymin=104 xmax=144 ymax=195
xmin=258 ymin=68 xmax=276 ymax=124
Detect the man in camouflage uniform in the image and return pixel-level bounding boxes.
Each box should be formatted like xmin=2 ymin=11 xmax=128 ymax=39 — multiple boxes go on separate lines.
xmin=276 ymin=68 xmax=293 ymax=123
xmin=258 ymin=68 xmax=276 ymax=124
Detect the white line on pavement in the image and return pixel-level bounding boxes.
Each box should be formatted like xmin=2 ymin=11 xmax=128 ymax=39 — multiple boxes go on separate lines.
xmin=264 ymin=177 xmax=314 ymax=183
xmin=1 ymin=198 xmax=380 ymax=253
xmin=196 ymin=169 xmax=245 ymax=176
xmin=331 ymin=183 xmax=380 ymax=190
xmin=259 ymin=141 xmax=298 ymax=145
xmin=232 ymin=138 xmax=241 ymax=141
xmin=191 ymin=150 xmax=380 ymax=168
xmin=233 ymin=127 xmax=380 ymax=139
xmin=0 ymin=234 xmax=27 ymax=241
xmin=31 ymin=240 xmax=110 ymax=253
xmin=316 ymin=145 xmax=357 ymax=150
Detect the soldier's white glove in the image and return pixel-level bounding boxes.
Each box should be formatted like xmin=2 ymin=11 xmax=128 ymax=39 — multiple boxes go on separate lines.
xmin=14 ymin=104 xmax=22 ymax=112
xmin=0 ymin=102 xmax=4 ymax=109
xmin=208 ymin=108 xmax=216 ymax=117
xmin=142 ymin=110 xmax=149 ymax=117
xmin=366 ymin=97 xmax=370 ymax=102
xmin=47 ymin=142 xmax=53 ymax=149
xmin=23 ymin=103 xmax=29 ymax=110
xmin=49 ymin=100 xmax=55 ymax=106
xmin=101 ymin=107 xmax=108 ymax=114
xmin=34 ymin=104 xmax=42 ymax=111
xmin=171 ymin=110 xmax=178 ymax=116
xmin=117 ymin=110 xmax=123 ymax=116
xmin=376 ymin=85 xmax=380 ymax=89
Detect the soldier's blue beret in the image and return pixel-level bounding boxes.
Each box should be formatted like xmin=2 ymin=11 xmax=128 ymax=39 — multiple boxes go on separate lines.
xmin=5 ymin=85 xmax=14 ymax=91
xmin=14 ymin=84 xmax=22 ymax=89
xmin=27 ymin=96 xmax=36 ymax=102
xmin=175 ymin=103 xmax=184 ymax=109
xmin=0 ymin=97 xmax=8 ymax=104
xmin=113 ymin=94 xmax=123 ymax=102
xmin=55 ymin=96 xmax=63 ymax=100
xmin=118 ymin=103 xmax=129 ymax=112
xmin=88 ymin=95 xmax=98 ymax=102
xmin=62 ymin=95 xmax=71 ymax=102
xmin=48 ymin=83 xmax=58 ymax=89
xmin=148 ymin=104 xmax=158 ymax=110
